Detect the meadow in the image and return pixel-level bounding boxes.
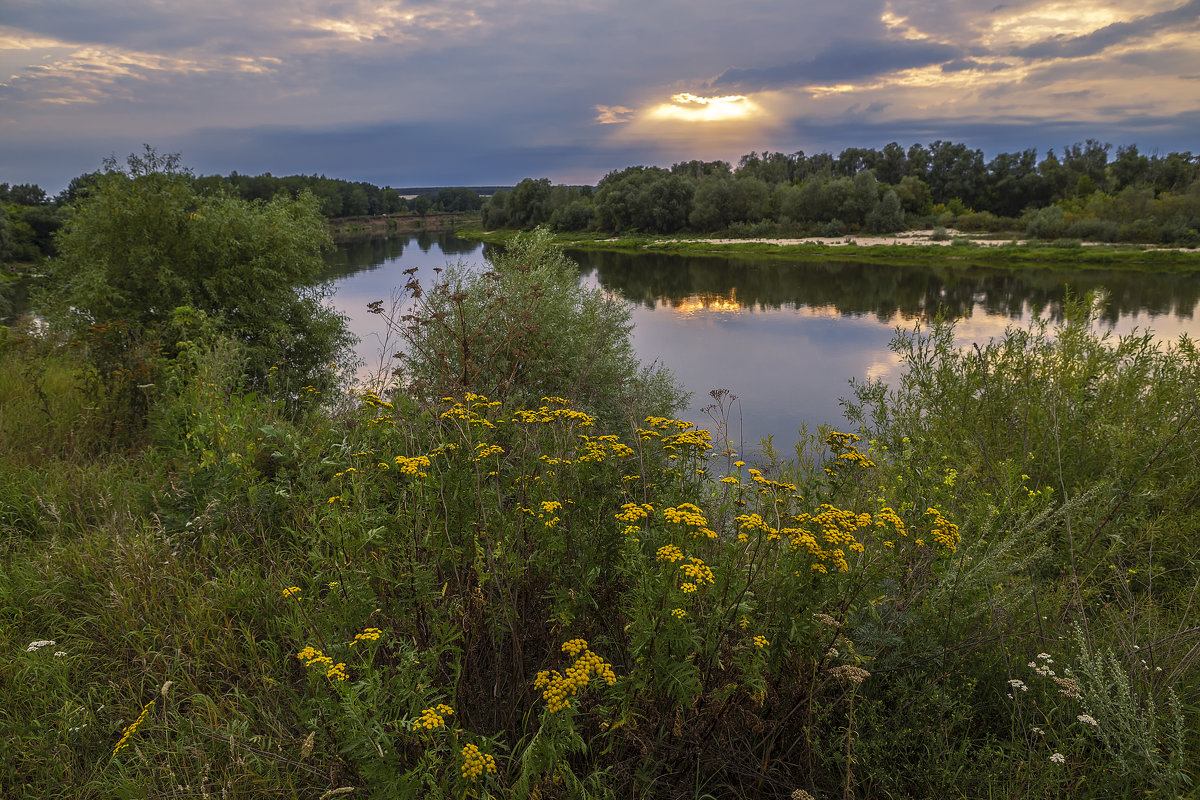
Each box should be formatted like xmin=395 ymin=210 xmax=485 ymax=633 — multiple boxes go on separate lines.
xmin=2 ymin=218 xmax=1198 ymax=798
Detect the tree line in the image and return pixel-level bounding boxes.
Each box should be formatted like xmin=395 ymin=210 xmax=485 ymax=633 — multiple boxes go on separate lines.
xmin=1 ymin=170 xmax=485 ymax=264
xmin=483 ymin=140 xmax=1200 ymax=245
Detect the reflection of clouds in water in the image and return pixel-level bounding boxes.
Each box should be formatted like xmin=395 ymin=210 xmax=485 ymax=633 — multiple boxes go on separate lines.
xmin=332 ymin=239 xmax=1200 ymax=447
xmin=864 ymin=352 xmax=904 ymax=383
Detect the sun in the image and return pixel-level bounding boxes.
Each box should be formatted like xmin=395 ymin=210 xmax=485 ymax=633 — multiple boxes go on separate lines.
xmin=649 ymin=92 xmax=758 ymax=122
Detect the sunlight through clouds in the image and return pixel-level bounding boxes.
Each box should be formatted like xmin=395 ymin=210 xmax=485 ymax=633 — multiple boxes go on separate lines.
xmin=650 ymin=93 xmax=757 ymax=122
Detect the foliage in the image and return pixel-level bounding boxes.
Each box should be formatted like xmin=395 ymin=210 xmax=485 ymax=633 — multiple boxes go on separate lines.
xmin=46 ymin=149 xmax=353 ymax=397
xmin=3 ymin=268 xmax=1199 ymax=800
xmin=482 ymin=140 xmax=1200 ymax=244
xmin=376 ymin=226 xmax=685 ymax=429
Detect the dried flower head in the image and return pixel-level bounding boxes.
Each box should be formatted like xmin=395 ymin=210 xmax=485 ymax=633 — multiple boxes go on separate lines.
xmin=828 ymin=664 xmax=870 ymax=686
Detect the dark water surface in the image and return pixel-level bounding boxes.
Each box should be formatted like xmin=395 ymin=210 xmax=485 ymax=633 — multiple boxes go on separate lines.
xmin=327 ymin=233 xmax=1200 ymax=449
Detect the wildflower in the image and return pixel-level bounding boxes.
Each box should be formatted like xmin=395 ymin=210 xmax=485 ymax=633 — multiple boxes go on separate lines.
xmin=753 ymin=636 xmax=770 ymax=648
xmin=534 ymin=640 xmax=617 ymax=713
xmin=1037 ymin=653 xmax=1053 ymax=662
xmin=828 ymin=664 xmax=870 ymax=686
xmin=54 ymin=651 xmax=67 ymax=657
xmin=656 ymin=544 xmax=684 ymax=563
xmin=351 ymin=627 xmax=383 ymax=646
xmin=1049 ymin=752 xmax=1066 ymax=764
xmin=113 ymin=700 xmax=155 ymax=756
xmin=461 ymin=743 xmax=497 ymax=780
xmin=678 ymin=557 xmax=715 ymax=587
xmin=413 ymin=704 xmax=454 ymax=731
xmin=813 ymin=613 xmax=841 ymax=628
xmin=1052 ymin=675 xmax=1083 ymax=700
xmin=1008 ymin=679 xmax=1028 ymax=692
xmin=1032 ymin=727 xmax=1044 ymax=736
xmin=671 ymin=608 xmax=686 ymax=619
xmin=615 ymin=502 xmax=654 ymax=522
xmin=25 ymin=640 xmax=55 ymax=652
xmin=1077 ymin=714 xmax=1098 ymax=727
xmin=282 ymin=586 xmax=301 ymax=598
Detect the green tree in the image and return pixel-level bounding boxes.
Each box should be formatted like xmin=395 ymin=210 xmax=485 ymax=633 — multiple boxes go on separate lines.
xmin=48 ymin=149 xmax=352 ymax=393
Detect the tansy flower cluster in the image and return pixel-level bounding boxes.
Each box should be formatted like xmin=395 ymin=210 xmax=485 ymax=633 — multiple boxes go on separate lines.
xmin=461 ymin=743 xmax=497 ymax=780
xmin=663 ymin=503 xmax=716 ymax=538
xmin=112 ymin=700 xmax=154 ymax=756
xmin=393 ymin=454 xmax=432 ymax=478
xmin=413 ymin=703 xmax=454 ymax=730
xmin=282 ymin=586 xmax=301 ymax=598
xmin=511 ymin=400 xmax=596 ymax=428
xmin=924 ymin=507 xmax=961 ymax=552
xmin=578 ymin=434 xmax=634 ymax=463
xmin=678 ymin=557 xmax=715 ymax=593
xmin=539 ymin=500 xmax=563 ymax=528
xmin=656 ymin=544 xmax=684 ymax=563
xmin=441 ymin=393 xmax=502 ymax=429
xmin=534 ymin=639 xmax=617 ymax=713
xmin=351 ymin=627 xmax=382 ymax=646
xmin=297 ymin=646 xmax=348 ymax=681
xmin=753 ymin=636 xmax=770 ymax=648
xmin=824 ymin=432 xmax=876 ymax=469
xmin=473 ymin=443 xmax=504 ymax=461
xmin=615 ymin=502 xmax=653 ymax=523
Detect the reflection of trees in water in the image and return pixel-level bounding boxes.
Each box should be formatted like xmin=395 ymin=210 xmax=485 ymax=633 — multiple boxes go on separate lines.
xmin=569 ymin=249 xmax=1200 ymax=324
xmin=323 ymin=233 xmax=486 ymax=280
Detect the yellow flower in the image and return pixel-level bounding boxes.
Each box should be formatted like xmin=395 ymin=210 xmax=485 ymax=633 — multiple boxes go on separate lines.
xmin=753 ymin=636 xmax=770 ymax=648
xmin=282 ymin=586 xmax=301 ymax=597
xmin=112 ymin=700 xmax=155 ymax=756
xmin=461 ymin=743 xmax=497 ymax=780
xmin=413 ymin=703 xmax=454 ymax=730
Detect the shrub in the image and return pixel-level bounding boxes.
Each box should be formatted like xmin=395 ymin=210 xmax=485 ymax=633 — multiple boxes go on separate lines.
xmin=377 ymin=227 xmax=685 ymax=430
xmin=46 ymin=148 xmax=353 ymax=399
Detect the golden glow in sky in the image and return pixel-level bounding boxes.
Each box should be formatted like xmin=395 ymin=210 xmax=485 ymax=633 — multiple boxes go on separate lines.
xmin=650 ymin=92 xmax=757 ymax=122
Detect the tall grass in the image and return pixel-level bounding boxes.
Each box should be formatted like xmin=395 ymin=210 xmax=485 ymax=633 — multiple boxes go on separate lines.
xmin=2 ymin=293 xmax=1197 ymax=799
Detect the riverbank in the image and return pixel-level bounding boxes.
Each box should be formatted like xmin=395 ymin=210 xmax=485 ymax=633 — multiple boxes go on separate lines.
xmin=460 ymin=228 xmax=1200 ymax=270
xmin=327 ymin=210 xmax=480 ymax=241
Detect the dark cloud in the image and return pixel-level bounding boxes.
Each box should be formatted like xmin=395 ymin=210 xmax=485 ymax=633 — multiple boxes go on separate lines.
xmin=941 ymin=58 xmax=1007 ymax=73
xmin=712 ymin=38 xmax=961 ymax=91
xmin=1012 ymin=0 xmax=1200 ymax=60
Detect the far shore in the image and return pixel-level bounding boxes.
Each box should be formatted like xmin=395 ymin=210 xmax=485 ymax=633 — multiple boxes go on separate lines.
xmin=459 ymin=228 xmax=1200 ymax=270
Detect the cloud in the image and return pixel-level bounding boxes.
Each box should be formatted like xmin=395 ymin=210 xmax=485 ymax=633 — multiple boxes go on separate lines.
xmin=1011 ymin=0 xmax=1200 ymax=60
xmin=712 ymin=38 xmax=962 ymax=91
xmin=941 ymin=58 xmax=1008 ymax=73
xmin=594 ymin=105 xmax=635 ymax=124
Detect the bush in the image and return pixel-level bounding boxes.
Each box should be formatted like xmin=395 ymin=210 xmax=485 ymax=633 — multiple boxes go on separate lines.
xmin=379 ymin=227 xmax=685 ymax=429
xmin=46 ymin=148 xmax=353 ymax=399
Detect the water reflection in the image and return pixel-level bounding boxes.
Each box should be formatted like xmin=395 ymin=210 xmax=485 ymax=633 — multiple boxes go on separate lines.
xmin=329 ymin=236 xmax=1200 ymax=451
xmin=569 ymin=249 xmax=1200 ymax=325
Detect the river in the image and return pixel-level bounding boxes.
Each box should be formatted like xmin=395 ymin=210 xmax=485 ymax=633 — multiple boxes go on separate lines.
xmin=325 ymin=232 xmax=1200 ymax=450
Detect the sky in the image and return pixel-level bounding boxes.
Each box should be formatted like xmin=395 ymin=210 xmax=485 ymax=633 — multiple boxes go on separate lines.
xmin=2 ymin=0 xmax=1199 ymax=192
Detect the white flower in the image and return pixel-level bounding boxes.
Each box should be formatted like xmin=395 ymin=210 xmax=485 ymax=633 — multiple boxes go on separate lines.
xmin=1008 ymin=679 xmax=1028 ymax=692
xmin=26 ymin=640 xmax=56 ymax=652
xmin=1049 ymin=752 xmax=1066 ymax=764
xmin=1027 ymin=661 xmax=1038 ymax=669
xmin=1037 ymin=653 xmax=1054 ymax=663
xmin=1077 ymin=714 xmax=1098 ymax=727
xmin=1031 ymin=727 xmax=1044 ymax=736
xmin=54 ymin=651 xmax=67 ymax=657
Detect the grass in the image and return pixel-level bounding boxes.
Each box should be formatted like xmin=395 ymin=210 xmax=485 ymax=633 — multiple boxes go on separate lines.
xmin=2 ymin=290 xmax=1198 ymax=799
xmin=457 ymin=228 xmax=1200 ymax=271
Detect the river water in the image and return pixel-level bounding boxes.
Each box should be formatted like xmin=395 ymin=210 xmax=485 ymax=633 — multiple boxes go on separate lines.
xmin=325 ymin=233 xmax=1200 ymax=449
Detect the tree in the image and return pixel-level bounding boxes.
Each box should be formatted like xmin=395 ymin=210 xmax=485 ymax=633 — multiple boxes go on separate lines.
xmin=49 ymin=149 xmax=352 ymax=393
